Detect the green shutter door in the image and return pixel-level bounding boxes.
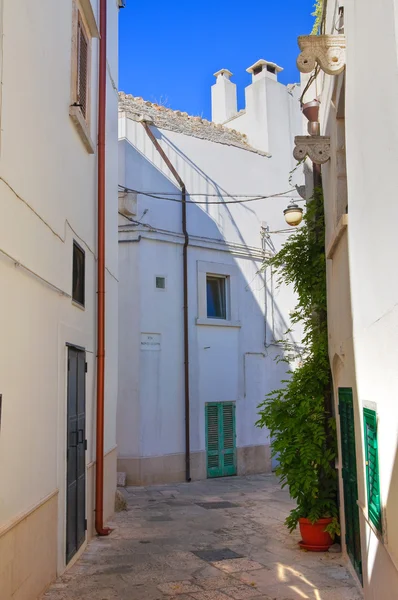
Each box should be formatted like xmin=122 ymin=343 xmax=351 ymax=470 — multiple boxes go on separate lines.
xmin=363 ymin=408 xmax=382 ymax=532
xmin=205 ymin=403 xmax=222 ymax=478
xmin=206 ymin=402 xmax=237 ymax=478
xmin=338 ymin=388 xmax=362 ymax=582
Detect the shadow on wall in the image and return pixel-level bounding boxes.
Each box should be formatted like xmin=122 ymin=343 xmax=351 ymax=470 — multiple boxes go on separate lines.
xmin=118 ymin=126 xmax=300 ymax=480
xmin=365 ymin=440 xmax=398 ymax=599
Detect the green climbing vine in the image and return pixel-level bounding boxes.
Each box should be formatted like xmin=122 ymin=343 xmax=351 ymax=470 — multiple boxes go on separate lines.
xmin=257 ymin=188 xmax=339 ymax=537
xmin=311 ymin=0 xmax=324 ymax=35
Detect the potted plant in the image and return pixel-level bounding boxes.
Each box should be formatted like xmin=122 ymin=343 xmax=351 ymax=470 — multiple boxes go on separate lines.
xmin=257 ymin=188 xmax=340 ymax=551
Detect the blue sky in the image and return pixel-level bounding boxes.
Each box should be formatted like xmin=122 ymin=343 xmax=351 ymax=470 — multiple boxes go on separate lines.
xmin=119 ymin=1 xmax=314 ymax=120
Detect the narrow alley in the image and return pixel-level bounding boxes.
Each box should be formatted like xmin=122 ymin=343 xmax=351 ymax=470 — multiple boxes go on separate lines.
xmin=43 ymin=476 xmax=362 ymax=600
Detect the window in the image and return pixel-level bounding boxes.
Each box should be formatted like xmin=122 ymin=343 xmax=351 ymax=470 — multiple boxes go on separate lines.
xmin=206 ymin=276 xmax=226 ymax=319
xmin=363 ymin=408 xmax=382 ymax=532
xmin=267 ymin=65 xmax=276 ymax=74
xmin=72 ymin=241 xmax=85 ymax=307
xmin=77 ymin=16 xmax=89 ymax=119
xmin=253 ymin=65 xmax=263 ymax=76
xmin=156 ymin=276 xmax=166 ymax=290
xmin=69 ymin=1 xmax=95 ymax=153
xmin=197 ymin=261 xmax=240 ymax=328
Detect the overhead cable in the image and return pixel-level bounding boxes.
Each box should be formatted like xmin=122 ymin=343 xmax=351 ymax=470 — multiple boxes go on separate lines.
xmin=118 ymin=185 xmax=305 ymax=205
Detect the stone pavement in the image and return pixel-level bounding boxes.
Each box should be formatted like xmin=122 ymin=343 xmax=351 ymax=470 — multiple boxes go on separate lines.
xmin=43 ymin=475 xmax=363 ymax=600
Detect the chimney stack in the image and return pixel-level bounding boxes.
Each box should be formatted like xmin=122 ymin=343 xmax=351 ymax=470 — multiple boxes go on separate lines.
xmin=211 ymin=69 xmax=237 ymax=124
xmin=242 ymin=59 xmax=284 ymax=153
xmin=246 ymin=59 xmax=283 ymax=82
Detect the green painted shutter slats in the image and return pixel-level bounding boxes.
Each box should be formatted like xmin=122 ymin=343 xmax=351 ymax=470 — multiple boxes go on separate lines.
xmin=205 ymin=402 xmax=236 ymax=478
xmin=363 ymin=408 xmax=382 ymax=532
xmin=338 ymin=388 xmax=362 ymax=581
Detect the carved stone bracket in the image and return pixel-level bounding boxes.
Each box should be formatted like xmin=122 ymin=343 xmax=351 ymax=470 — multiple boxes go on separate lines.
xmin=297 ymin=35 xmax=346 ymax=76
xmin=293 ymin=136 xmax=331 ymax=164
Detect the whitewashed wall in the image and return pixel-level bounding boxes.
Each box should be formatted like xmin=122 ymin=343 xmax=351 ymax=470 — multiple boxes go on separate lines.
xmin=118 ymin=105 xmax=303 ymax=478
xmin=344 ymin=0 xmax=398 ymax=597
xmin=0 ymin=0 xmax=119 ymax=580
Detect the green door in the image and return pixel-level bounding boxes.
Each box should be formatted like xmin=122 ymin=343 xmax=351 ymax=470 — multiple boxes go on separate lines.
xmin=205 ymin=402 xmax=237 ymax=478
xmin=338 ymin=388 xmax=362 ymax=582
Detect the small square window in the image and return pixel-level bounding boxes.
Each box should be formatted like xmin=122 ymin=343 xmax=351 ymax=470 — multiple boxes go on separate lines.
xmin=72 ymin=241 xmax=85 ymax=307
xmin=156 ymin=276 xmax=166 ymax=290
xmin=206 ymin=275 xmax=227 ymax=319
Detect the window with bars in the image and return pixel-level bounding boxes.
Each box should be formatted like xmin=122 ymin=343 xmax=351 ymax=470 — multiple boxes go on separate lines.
xmin=363 ymin=408 xmax=382 ymax=532
xmin=77 ymin=16 xmax=89 ymax=120
xmin=72 ymin=241 xmax=85 ymax=307
xmin=69 ymin=4 xmax=94 ymax=152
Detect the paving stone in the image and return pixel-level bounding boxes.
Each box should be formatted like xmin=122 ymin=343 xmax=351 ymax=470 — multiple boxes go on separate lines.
xmin=232 ymin=569 xmax=280 ymax=591
xmin=43 ymin=475 xmax=361 ymax=600
xmin=196 ymin=502 xmax=240 ymax=510
xmin=191 ymin=591 xmax=232 ymax=600
xmin=212 ymin=559 xmax=264 ymax=573
xmin=194 ymin=576 xmax=236 ymax=590
xmin=157 ymin=580 xmax=202 ymax=595
xmin=193 ymin=549 xmax=244 ymax=562
xmin=222 ymin=584 xmax=263 ymax=599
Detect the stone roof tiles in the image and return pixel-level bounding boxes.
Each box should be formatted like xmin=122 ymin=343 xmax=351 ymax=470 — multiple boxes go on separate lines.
xmin=118 ymin=92 xmax=268 ymax=156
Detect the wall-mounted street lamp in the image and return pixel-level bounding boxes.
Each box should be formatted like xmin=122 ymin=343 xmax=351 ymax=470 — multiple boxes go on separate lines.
xmin=283 ymin=201 xmax=303 ymax=227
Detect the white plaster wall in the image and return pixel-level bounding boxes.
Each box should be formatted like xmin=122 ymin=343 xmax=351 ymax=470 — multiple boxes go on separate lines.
xmin=223 ymin=73 xmax=302 ymax=161
xmin=0 ymin=0 xmax=119 ymax=574
xmin=118 ymin=109 xmax=302 ymax=466
xmin=344 ymin=1 xmax=398 ymax=586
xmin=312 ymin=0 xmax=398 ymax=595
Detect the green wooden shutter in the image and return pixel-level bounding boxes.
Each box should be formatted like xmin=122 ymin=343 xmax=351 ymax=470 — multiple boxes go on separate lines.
xmin=338 ymin=388 xmax=362 ymax=581
xmin=206 ymin=402 xmax=237 ymax=478
xmin=363 ymin=408 xmax=382 ymax=531
xmin=206 ymin=403 xmax=222 ymax=478
xmin=221 ymin=403 xmax=237 ymax=476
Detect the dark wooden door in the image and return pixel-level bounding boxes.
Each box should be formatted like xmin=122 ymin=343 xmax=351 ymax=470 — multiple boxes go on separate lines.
xmin=66 ymin=346 xmax=87 ymax=563
xmin=338 ymin=387 xmax=362 ymax=583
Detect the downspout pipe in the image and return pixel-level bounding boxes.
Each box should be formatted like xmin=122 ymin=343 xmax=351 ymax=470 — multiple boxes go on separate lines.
xmin=95 ymin=0 xmax=111 ymax=537
xmin=141 ymin=121 xmax=191 ymax=482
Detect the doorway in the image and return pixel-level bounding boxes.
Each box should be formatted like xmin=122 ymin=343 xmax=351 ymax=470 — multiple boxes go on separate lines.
xmin=205 ymin=402 xmax=237 ymax=478
xmin=66 ymin=346 xmax=87 ymax=563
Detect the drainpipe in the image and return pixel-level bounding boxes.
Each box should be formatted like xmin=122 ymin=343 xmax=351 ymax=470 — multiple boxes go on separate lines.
xmin=95 ymin=0 xmax=111 ymax=537
xmin=141 ymin=121 xmax=191 ymax=482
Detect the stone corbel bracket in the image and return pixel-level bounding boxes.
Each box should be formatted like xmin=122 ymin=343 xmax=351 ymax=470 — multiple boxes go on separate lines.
xmin=293 ymin=136 xmax=331 ymax=164
xmin=297 ymin=35 xmax=346 ymax=76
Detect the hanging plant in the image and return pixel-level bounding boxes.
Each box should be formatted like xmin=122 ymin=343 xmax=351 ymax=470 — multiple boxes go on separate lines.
xmin=257 ymin=187 xmax=340 ymax=547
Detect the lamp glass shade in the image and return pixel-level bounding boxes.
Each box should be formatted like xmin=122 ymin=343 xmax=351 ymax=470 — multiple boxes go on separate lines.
xmin=284 ymin=206 xmax=303 ymax=227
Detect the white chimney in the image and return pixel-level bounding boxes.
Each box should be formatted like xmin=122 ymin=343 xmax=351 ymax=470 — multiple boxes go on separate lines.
xmin=243 ymin=59 xmax=284 ymax=153
xmin=211 ymin=69 xmax=237 ymax=124
xmin=246 ymin=59 xmax=283 ymax=82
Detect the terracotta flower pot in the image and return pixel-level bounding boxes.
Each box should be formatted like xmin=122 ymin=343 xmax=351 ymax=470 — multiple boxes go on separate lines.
xmin=298 ymin=517 xmax=333 ymax=552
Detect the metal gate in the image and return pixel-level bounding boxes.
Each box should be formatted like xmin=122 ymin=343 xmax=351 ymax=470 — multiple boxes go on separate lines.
xmin=205 ymin=402 xmax=237 ymax=478
xmin=338 ymin=387 xmax=362 ymax=582
xmin=66 ymin=346 xmax=87 ymax=563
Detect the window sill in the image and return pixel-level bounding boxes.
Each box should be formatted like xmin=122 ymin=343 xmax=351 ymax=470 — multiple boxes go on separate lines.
xmin=196 ymin=318 xmax=241 ymax=328
xmin=72 ymin=300 xmax=86 ymax=311
xmin=326 ymin=213 xmax=348 ymax=259
xmin=69 ymin=105 xmax=95 ymax=154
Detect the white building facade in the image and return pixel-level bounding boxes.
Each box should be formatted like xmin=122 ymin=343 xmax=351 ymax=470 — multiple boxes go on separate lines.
xmin=117 ymin=62 xmax=303 ymax=485
xmin=297 ymin=0 xmax=398 ymax=596
xmin=0 ymin=1 xmax=119 ymax=597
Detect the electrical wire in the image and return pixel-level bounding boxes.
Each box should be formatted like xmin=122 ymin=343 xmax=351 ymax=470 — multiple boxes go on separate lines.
xmin=119 ymin=185 xmax=305 ymax=205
